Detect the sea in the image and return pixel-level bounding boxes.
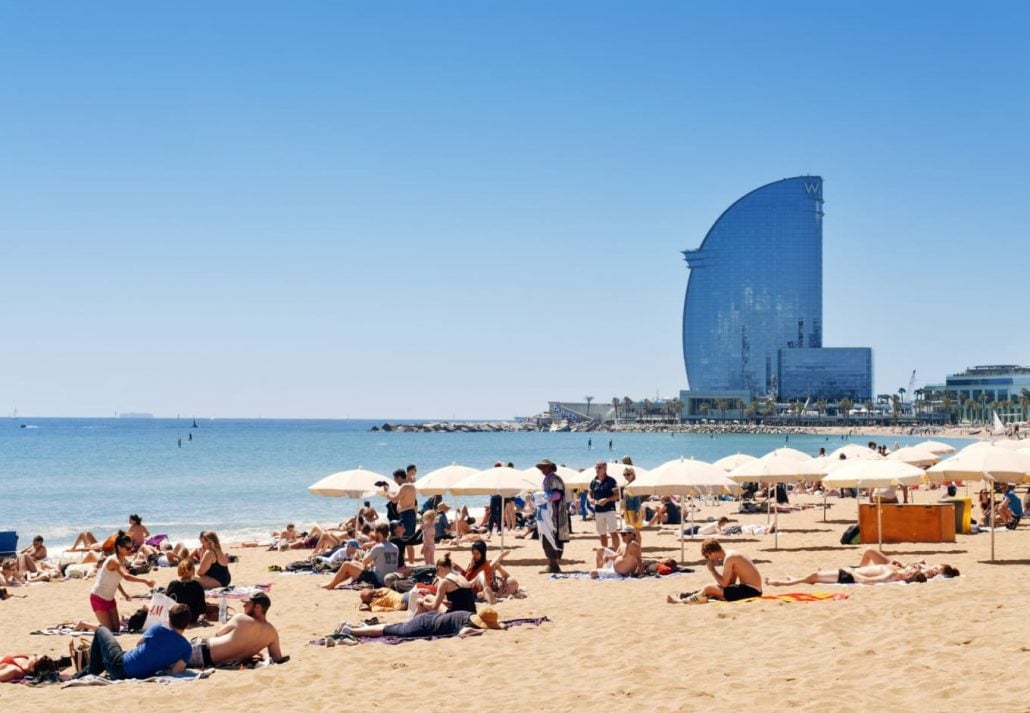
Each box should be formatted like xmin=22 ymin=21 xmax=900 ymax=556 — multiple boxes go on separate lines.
xmin=0 ymin=418 xmax=972 ymax=551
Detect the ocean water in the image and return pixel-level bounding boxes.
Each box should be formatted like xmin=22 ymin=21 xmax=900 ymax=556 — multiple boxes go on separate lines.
xmin=0 ymin=418 xmax=971 ymax=550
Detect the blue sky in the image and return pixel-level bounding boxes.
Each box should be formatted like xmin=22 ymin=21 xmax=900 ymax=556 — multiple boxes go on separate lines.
xmin=2 ymin=2 xmax=1027 ymax=419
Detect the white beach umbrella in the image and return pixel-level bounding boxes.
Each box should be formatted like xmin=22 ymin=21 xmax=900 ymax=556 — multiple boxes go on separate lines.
xmin=712 ymin=453 xmax=757 ymax=472
xmin=308 ymin=467 xmax=393 ymax=529
xmin=627 ymin=458 xmax=739 ymax=562
xmin=728 ymin=455 xmax=824 ymax=549
xmin=554 ymin=466 xmax=596 ymax=490
xmin=917 ymin=440 xmax=957 ymax=455
xmin=451 ymin=467 xmax=543 ymax=550
xmin=766 ymin=447 xmax=813 ymax=461
xmin=886 ymin=445 xmax=941 ymax=467
xmin=925 ymin=445 xmax=1030 ymax=560
xmin=308 ymin=467 xmax=391 ymax=498
xmin=414 ymin=464 xmax=480 ymax=496
xmin=821 ymin=460 xmax=926 ymax=550
xmin=828 ymin=444 xmax=884 ymax=461
xmin=991 ymin=439 xmax=1028 ymax=451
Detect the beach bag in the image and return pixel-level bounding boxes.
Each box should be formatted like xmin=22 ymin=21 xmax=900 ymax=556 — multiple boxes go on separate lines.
xmin=127 ymin=607 xmax=149 ymax=633
xmin=70 ymin=637 xmax=91 ymax=673
xmin=142 ymin=591 xmax=176 ymax=632
xmin=840 ymin=524 xmax=861 ymax=545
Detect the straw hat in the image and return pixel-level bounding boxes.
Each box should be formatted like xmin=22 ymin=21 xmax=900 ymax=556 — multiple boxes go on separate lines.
xmin=469 ymin=606 xmax=504 ymax=630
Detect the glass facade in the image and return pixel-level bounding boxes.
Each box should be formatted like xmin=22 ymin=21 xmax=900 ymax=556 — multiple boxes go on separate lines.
xmin=943 ymin=365 xmax=1030 ymax=404
xmin=682 ymin=176 xmax=824 ymax=395
xmin=778 ymin=348 xmax=873 ymax=401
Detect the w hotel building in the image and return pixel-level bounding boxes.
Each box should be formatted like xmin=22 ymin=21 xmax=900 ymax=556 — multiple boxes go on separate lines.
xmin=680 ymin=176 xmax=872 ymax=417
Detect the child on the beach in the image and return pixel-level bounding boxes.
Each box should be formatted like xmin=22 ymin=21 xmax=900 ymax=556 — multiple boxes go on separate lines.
xmin=421 ymin=511 xmax=437 ymax=565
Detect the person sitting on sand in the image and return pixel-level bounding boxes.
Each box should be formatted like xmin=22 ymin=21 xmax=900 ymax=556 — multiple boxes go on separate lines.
xmin=166 ymin=558 xmax=207 ymax=623
xmin=90 ymin=531 xmax=157 ymax=631
xmin=358 ymin=501 xmax=380 ymax=529
xmin=461 ymin=541 xmax=519 ymax=603
xmin=414 ymin=553 xmax=476 ymax=615
xmin=196 ymin=531 xmax=232 ymax=590
xmin=20 ymin=535 xmax=48 ymax=562
xmin=337 ymin=606 xmax=505 ymax=640
xmin=590 ymin=526 xmax=642 ymax=579
xmin=76 ymin=603 xmax=192 ymax=680
xmin=321 ymin=523 xmax=398 ymax=590
xmin=0 ymin=654 xmax=70 ymax=683
xmin=669 ymin=539 xmax=762 ymax=604
xmin=127 ymin=513 xmax=151 ymax=552
xmin=187 ymin=591 xmax=286 ymax=668
xmin=647 ymin=496 xmax=682 ymax=527
xmin=435 ymin=502 xmax=454 ymax=541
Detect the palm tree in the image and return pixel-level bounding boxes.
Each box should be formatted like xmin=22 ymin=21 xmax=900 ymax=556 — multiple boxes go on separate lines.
xmin=584 ymin=396 xmax=593 ymax=419
xmin=941 ymin=393 xmax=954 ymax=425
xmin=623 ymin=397 xmax=633 ymax=419
xmin=745 ymin=400 xmax=758 ymax=424
xmin=611 ymin=397 xmax=620 ymax=424
xmin=963 ymin=398 xmax=978 ymax=423
xmin=979 ymin=393 xmax=989 ymax=424
xmin=699 ymin=403 xmax=710 ymax=420
xmin=1020 ymin=388 xmax=1030 ymax=421
xmin=670 ymin=397 xmax=684 ymax=424
xmin=839 ymin=398 xmax=853 ymax=425
xmin=715 ymin=399 xmax=728 ymax=420
xmin=816 ymin=400 xmax=827 ymax=420
xmin=891 ymin=394 xmax=902 ymax=424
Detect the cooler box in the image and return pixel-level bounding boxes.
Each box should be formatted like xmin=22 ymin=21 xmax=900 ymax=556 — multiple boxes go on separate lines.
xmin=0 ymin=531 xmax=18 ymax=557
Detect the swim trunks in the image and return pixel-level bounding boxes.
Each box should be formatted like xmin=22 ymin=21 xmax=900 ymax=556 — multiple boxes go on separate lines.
xmin=722 ymin=584 xmax=762 ymax=601
xmin=837 ymin=569 xmax=855 ymax=584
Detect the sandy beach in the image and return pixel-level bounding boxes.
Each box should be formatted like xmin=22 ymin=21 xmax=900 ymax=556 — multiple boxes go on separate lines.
xmin=3 ymin=482 xmax=1029 ymax=713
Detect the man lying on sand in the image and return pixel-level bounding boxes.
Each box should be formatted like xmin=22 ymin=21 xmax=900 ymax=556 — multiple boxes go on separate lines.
xmin=187 ymin=591 xmax=287 ymax=668
xmin=667 ymin=539 xmax=762 ymax=604
xmin=337 ymin=606 xmax=505 ymax=640
xmin=590 ymin=526 xmax=642 ymax=579
xmin=765 ymin=549 xmax=960 ymax=587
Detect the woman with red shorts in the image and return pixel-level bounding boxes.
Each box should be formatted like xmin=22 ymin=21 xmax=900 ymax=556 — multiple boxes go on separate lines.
xmin=90 ymin=531 xmax=156 ymax=631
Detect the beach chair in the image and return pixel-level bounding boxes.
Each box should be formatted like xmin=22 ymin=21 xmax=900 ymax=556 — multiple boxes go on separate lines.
xmin=0 ymin=531 xmax=18 ymax=558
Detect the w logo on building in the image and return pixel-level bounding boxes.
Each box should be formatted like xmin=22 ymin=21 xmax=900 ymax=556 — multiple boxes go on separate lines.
xmin=804 ymin=182 xmax=821 ymax=196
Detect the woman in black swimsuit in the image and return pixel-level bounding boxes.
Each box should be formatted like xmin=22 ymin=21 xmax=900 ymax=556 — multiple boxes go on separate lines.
xmin=415 ymin=553 xmax=476 ymax=614
xmin=197 ymin=531 xmax=232 ymax=590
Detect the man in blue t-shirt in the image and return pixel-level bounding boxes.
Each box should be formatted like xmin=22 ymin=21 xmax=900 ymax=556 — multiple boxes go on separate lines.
xmin=76 ymin=603 xmax=193 ymax=679
xmin=1003 ymin=484 xmax=1023 ymax=529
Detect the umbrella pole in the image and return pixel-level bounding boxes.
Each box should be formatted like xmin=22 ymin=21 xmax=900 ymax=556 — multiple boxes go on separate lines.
xmin=989 ymin=478 xmax=996 ymax=561
xmin=680 ymin=492 xmax=685 ymax=565
xmin=688 ymin=496 xmax=695 ymax=541
xmin=822 ymin=492 xmax=827 ymax=523
xmin=774 ymin=502 xmax=779 ymax=550
xmin=877 ymin=492 xmax=883 ymax=551
xmin=501 ymin=495 xmax=506 ymax=552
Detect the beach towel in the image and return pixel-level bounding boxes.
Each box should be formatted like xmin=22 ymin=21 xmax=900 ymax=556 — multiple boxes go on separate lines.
xmin=755 ymin=592 xmax=849 ymax=603
xmin=61 ymin=669 xmax=214 ymax=687
xmin=208 ymin=584 xmax=272 ymax=599
xmin=308 ymin=617 xmax=550 ymax=646
xmin=144 ymin=534 xmax=168 ymax=548
xmin=548 ymin=568 xmax=693 ymax=580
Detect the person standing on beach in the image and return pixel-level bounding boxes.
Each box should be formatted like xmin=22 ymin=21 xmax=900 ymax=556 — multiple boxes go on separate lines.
xmin=621 ymin=467 xmax=644 ymax=544
xmin=90 ymin=531 xmax=157 ymax=631
xmin=383 ymin=468 xmax=418 ymax=565
xmin=534 ymin=459 xmax=570 ymax=573
xmin=588 ymin=462 xmax=621 ymax=551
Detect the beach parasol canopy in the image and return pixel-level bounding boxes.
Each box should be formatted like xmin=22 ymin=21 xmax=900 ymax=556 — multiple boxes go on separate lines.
xmin=451 ymin=467 xmax=541 ymax=497
xmin=886 ymin=445 xmax=941 ymax=467
xmin=712 ymin=453 xmax=757 ymax=472
xmin=991 ymin=439 xmax=1029 ymax=451
xmin=917 ymin=440 xmax=957 ymax=455
xmin=925 ymin=445 xmax=1030 ymax=561
xmin=308 ymin=468 xmax=391 ymax=498
xmin=414 ymin=464 xmax=480 ymax=496
xmin=547 ymin=465 xmax=596 ymax=489
xmin=626 ymin=458 xmax=739 ymax=562
xmin=828 ymin=444 xmax=884 ymax=461
xmin=765 ymin=447 xmax=813 ymax=461
xmin=728 ymin=455 xmax=824 ymax=550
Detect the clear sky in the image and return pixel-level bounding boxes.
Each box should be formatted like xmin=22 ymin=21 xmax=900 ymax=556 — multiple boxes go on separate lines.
xmin=2 ymin=2 xmax=1027 ymax=419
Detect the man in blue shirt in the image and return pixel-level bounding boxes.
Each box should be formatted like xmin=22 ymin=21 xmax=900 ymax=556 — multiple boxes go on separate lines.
xmin=1003 ymin=484 xmax=1023 ymax=529
xmin=76 ymin=603 xmax=193 ymax=679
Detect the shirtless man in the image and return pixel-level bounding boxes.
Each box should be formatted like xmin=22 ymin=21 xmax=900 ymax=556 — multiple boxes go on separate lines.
xmin=590 ymin=526 xmax=642 ymax=579
xmin=188 ymin=591 xmax=286 ymax=668
xmin=765 ymin=563 xmax=926 ymax=587
xmin=668 ymin=539 xmax=762 ymax=604
xmin=383 ymin=468 xmax=418 ymax=565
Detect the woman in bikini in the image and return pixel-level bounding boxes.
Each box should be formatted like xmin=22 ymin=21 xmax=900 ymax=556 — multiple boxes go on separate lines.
xmin=0 ymin=654 xmax=68 ymax=683
xmin=90 ymin=531 xmax=157 ymax=631
xmin=462 ymin=541 xmax=519 ymax=604
xmin=415 ymin=553 xmax=476 ymax=615
xmin=196 ymin=531 xmax=232 ymax=590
